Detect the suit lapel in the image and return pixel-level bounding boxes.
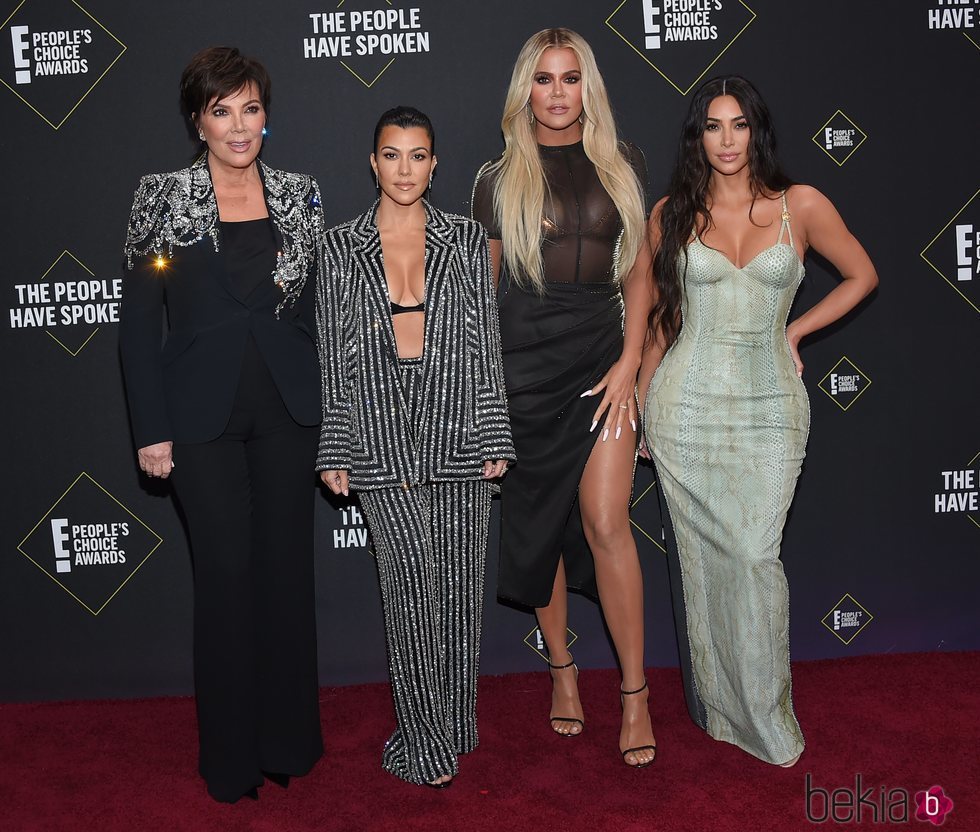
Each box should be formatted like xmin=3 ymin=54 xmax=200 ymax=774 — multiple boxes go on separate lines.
xmin=420 ymin=201 xmax=458 ymax=379
xmin=350 ymin=204 xmax=401 ymax=365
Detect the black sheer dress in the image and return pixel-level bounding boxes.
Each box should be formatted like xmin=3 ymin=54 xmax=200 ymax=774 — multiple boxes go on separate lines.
xmin=472 ymin=140 xmax=646 ymax=607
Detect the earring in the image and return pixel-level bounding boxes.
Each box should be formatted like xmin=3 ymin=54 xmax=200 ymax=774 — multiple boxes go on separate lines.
xmin=428 ymin=173 xmax=433 ymax=191
xmin=578 ymin=113 xmax=586 ymax=125
xmin=198 ymin=130 xmax=205 ymax=141
xmin=374 ymin=171 xmax=379 ymax=189
xmin=526 ymin=106 xmax=535 ymax=126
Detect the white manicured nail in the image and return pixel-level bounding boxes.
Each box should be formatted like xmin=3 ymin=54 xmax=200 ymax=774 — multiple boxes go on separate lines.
xmin=630 ymin=419 xmax=637 ymax=432
xmin=602 ymin=428 xmax=609 ymax=442
xmin=580 ymin=389 xmax=593 ymax=397
xmin=590 ymin=421 xmax=598 ymax=432
xmin=615 ymin=426 xmax=622 ymax=440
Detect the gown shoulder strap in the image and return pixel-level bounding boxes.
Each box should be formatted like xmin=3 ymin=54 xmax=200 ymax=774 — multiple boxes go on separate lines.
xmin=777 ymin=190 xmax=794 ymax=248
xmin=776 ymin=191 xmax=793 ymax=245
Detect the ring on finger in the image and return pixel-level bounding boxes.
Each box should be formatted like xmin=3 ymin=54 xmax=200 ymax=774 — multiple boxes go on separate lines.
xmin=618 ymin=404 xmax=628 ymax=410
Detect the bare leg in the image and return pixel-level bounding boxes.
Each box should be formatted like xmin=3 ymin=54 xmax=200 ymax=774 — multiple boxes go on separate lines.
xmin=535 ymin=559 xmax=584 ymax=736
xmin=579 ymin=432 xmax=657 ymax=766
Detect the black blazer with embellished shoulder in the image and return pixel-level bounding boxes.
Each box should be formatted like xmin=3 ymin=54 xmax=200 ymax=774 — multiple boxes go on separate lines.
xmin=316 ymin=201 xmax=515 ymax=491
xmin=120 ymin=155 xmax=324 ymax=449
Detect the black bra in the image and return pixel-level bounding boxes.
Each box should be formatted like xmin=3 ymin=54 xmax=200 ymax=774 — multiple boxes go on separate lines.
xmin=390 ymin=299 xmax=425 ymax=315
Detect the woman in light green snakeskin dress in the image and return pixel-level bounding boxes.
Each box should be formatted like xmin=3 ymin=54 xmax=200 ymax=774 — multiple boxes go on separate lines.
xmin=640 ymin=77 xmax=878 ymax=766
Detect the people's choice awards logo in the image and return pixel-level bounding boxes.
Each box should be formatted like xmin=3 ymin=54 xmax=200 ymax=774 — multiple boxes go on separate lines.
xmin=7 ymin=250 xmax=122 ymax=356
xmin=921 ymin=187 xmax=980 ymax=314
xmin=605 ymin=0 xmax=756 ymax=95
xmin=820 ymin=593 xmax=873 ymax=646
xmin=523 ymin=626 xmax=578 ymax=662
xmin=817 ymin=356 xmax=872 ymax=412
xmin=17 ymin=472 xmax=163 ymax=615
xmin=934 ymin=452 xmax=979 ymax=529
xmin=1 ymin=0 xmax=125 ymax=129
xmin=812 ymin=110 xmax=868 ymax=167
xmin=302 ymin=0 xmax=431 ymax=88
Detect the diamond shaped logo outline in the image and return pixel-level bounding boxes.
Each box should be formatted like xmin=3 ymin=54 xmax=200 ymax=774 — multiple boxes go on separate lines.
xmin=523 ymin=625 xmax=578 ymax=663
xmin=817 ymin=355 xmax=872 ymax=412
xmin=630 ymin=478 xmax=667 ymax=554
xmin=37 ymin=249 xmax=101 ymax=356
xmin=605 ymin=0 xmax=757 ymax=96
xmin=334 ymin=0 xmax=398 ymax=89
xmin=920 ymin=187 xmax=980 ymax=315
xmin=16 ymin=471 xmax=163 ymax=616
xmin=810 ymin=109 xmax=868 ymax=167
xmin=0 ymin=0 xmax=127 ymax=131
xmin=820 ymin=592 xmax=874 ymax=646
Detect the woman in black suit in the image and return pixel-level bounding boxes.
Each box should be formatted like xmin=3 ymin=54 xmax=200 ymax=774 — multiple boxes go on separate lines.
xmin=316 ymin=107 xmax=514 ymax=788
xmin=120 ymin=47 xmax=324 ymax=803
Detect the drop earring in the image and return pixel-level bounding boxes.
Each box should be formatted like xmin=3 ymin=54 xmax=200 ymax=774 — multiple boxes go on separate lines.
xmin=526 ymin=106 xmax=535 ymax=126
xmin=428 ymin=173 xmax=433 ymax=191
xmin=374 ymin=171 xmax=379 ymax=189
xmin=198 ymin=129 xmax=205 ymax=141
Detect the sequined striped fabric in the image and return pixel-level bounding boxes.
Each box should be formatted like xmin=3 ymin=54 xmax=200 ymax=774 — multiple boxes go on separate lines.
xmin=315 ymin=200 xmax=515 ymax=488
xmin=360 ymin=359 xmax=491 ymax=784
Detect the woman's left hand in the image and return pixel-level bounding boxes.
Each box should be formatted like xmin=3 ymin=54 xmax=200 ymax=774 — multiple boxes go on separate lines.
xmin=581 ymin=356 xmax=639 ymax=441
xmin=483 ymin=460 xmax=508 ymax=479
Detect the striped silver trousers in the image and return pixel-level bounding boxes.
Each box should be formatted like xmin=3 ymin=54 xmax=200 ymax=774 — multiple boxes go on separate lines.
xmin=358 ymin=357 xmax=492 ymax=784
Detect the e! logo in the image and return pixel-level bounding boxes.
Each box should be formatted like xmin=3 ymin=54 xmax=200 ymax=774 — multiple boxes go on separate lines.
xmin=10 ymin=24 xmax=30 ymax=83
xmin=954 ymin=224 xmax=976 ymax=281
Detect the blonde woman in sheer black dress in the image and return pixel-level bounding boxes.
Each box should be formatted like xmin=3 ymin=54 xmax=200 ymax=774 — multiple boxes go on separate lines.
xmin=473 ymin=28 xmax=658 ymax=767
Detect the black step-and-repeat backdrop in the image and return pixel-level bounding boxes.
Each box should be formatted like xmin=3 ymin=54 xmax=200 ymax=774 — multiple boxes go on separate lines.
xmin=1 ymin=0 xmax=977 ymax=701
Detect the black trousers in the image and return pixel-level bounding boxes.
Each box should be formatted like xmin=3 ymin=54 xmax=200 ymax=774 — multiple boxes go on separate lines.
xmin=171 ymin=336 xmax=322 ymax=802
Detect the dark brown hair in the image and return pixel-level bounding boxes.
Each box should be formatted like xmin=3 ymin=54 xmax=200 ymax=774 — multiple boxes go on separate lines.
xmin=373 ymin=105 xmax=435 ymax=154
xmin=651 ymin=75 xmax=793 ymax=348
xmin=179 ymin=46 xmax=271 ymax=124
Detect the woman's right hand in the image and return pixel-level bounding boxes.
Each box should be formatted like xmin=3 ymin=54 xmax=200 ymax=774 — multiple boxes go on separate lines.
xmin=138 ymin=441 xmax=174 ymax=479
xmin=320 ymin=469 xmax=350 ymax=497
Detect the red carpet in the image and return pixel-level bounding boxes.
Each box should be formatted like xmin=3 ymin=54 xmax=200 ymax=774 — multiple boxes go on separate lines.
xmin=1 ymin=652 xmax=976 ymax=832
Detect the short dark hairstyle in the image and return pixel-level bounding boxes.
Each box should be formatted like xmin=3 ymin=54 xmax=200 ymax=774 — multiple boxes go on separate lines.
xmin=179 ymin=46 xmax=271 ymax=123
xmin=373 ymin=106 xmax=435 ymax=154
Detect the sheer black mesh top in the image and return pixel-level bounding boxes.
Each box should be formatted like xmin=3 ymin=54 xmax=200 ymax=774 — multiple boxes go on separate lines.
xmin=472 ymin=141 xmax=646 ymax=285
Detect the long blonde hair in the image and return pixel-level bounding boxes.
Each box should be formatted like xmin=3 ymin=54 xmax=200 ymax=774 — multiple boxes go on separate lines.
xmin=487 ymin=28 xmax=645 ymax=290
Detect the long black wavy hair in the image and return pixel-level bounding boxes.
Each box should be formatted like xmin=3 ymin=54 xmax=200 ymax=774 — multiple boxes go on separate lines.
xmin=651 ymin=76 xmax=793 ymax=348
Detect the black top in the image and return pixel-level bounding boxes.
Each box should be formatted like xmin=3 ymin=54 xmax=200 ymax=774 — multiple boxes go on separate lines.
xmin=472 ymin=140 xmax=647 ymax=284
xmin=390 ymin=299 xmax=425 ymax=315
xmin=219 ymin=217 xmax=278 ymax=300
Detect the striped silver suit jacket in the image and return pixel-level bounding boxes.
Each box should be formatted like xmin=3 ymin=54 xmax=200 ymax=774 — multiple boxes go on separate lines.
xmin=315 ymin=200 xmax=515 ymax=491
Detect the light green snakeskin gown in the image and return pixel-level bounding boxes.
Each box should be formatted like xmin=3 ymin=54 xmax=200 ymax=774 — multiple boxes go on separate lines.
xmin=645 ymin=194 xmax=808 ymax=765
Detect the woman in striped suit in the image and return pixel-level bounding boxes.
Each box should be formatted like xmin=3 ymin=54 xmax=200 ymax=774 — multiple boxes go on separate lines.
xmin=316 ymin=107 xmax=515 ymax=788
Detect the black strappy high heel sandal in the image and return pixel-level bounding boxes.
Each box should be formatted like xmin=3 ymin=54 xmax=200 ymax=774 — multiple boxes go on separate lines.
xmin=620 ymin=681 xmax=657 ymax=768
xmin=548 ymin=655 xmax=584 ymax=737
